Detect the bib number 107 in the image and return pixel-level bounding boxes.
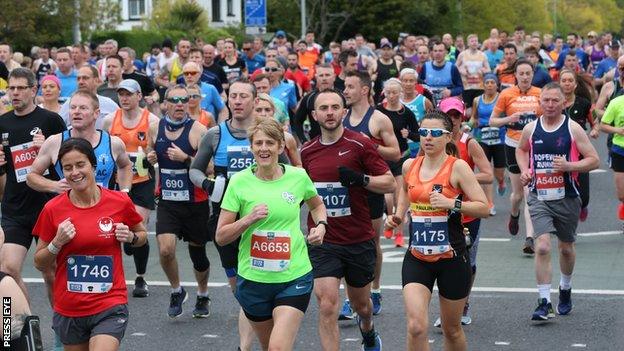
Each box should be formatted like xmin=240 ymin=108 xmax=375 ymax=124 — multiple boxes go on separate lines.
xmin=70 ymin=264 xmax=110 ymax=279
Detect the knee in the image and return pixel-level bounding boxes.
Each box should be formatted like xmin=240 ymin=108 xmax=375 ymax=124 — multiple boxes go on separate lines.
xmin=535 ymin=239 xmax=551 ymax=256
xmin=350 ymin=295 xmax=371 ymax=316
xmin=317 ymin=295 xmax=339 ymax=318
xmin=406 ymin=316 xmax=428 ymax=339
xmin=441 ymin=323 xmax=464 ymax=341
xmin=159 ymin=245 xmax=176 ymax=261
xmin=1 ymin=262 xmax=21 ymax=278
xmin=559 ymin=245 xmax=575 ymax=258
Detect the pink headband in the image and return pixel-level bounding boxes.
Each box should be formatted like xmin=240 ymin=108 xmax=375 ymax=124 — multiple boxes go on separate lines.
xmin=40 ymin=75 xmax=61 ymax=89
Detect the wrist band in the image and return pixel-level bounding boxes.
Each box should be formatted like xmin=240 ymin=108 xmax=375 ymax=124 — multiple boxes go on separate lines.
xmin=47 ymin=242 xmax=60 ymax=255
xmin=121 ymin=188 xmax=130 ymax=193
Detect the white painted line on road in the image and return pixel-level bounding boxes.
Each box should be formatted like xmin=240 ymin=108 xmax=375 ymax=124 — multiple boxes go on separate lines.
xmin=343 ymin=338 xmax=359 ymax=342
xmin=495 ymin=341 xmax=510 ymax=345
xmin=589 ymin=169 xmax=607 ymax=173
xmin=22 ymin=278 xmax=624 ymax=295
xmin=577 ymin=230 xmax=621 ymax=237
xmin=571 ymin=344 xmax=587 ymax=348
xmin=480 ymin=238 xmax=511 ymax=242
xmin=202 ymin=334 xmax=219 ymax=338
xmin=131 ymin=332 xmax=146 ymax=336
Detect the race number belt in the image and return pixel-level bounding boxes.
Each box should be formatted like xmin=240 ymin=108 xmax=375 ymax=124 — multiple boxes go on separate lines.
xmin=66 ymin=255 xmax=113 ymax=294
xmin=535 ymin=169 xmax=565 ymax=201
xmin=161 ymin=168 xmax=190 ymax=201
xmin=315 ymin=182 xmax=351 ymax=217
xmin=226 ymin=145 xmax=254 ymax=177
xmin=479 ymin=127 xmax=501 ymax=145
xmin=250 ymin=230 xmax=291 ymax=272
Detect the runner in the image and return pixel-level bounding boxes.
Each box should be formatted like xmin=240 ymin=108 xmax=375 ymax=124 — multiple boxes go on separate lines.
xmin=470 ymin=73 xmax=507 ymax=215
xmin=39 ymin=75 xmax=62 ymax=114
xmin=599 ymin=92 xmax=624 ymax=223
xmin=496 ymin=44 xmax=519 ymax=90
xmin=376 ymin=78 xmax=419 ymax=247
xmin=456 ymin=34 xmax=490 ymax=115
xmin=373 ymin=40 xmax=400 ymax=104
xmin=559 ymin=69 xmax=596 ymax=222
xmin=147 ymin=84 xmax=211 ymax=319
xmin=490 ymin=59 xmax=542 ymax=254
xmin=252 ymin=74 xmax=290 ymax=130
xmin=185 ymin=83 xmax=216 ymax=128
xmin=27 ymin=90 xmax=132 ymax=194
xmin=342 ymin=70 xmax=401 ymax=317
xmin=102 ymin=79 xmax=161 ymax=297
xmin=516 ymin=82 xmax=599 ymax=320
xmin=302 ymin=89 xmax=393 ymax=350
xmin=218 ymin=39 xmax=247 ymax=84
xmin=433 ymin=97 xmax=493 ymax=328
xmin=399 ymin=68 xmax=433 ymax=156
xmin=255 ymin=93 xmax=302 ymax=167
xmin=293 ymin=64 xmax=337 ymax=143
xmin=190 ymin=80 xmax=286 ymax=351
xmin=33 ymin=137 xmax=147 ymax=349
xmin=216 ymin=117 xmax=326 ymax=351
xmin=0 ymin=68 xmax=67 ymax=301
xmin=420 ymin=41 xmax=464 ymax=105
xmin=386 ymin=110 xmax=489 ymax=351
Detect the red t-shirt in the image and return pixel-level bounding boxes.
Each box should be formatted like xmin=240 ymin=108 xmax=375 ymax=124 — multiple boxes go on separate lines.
xmin=33 ymin=188 xmax=143 ymax=317
xmin=284 ymin=69 xmax=312 ymax=93
xmin=301 ymin=129 xmax=389 ymax=244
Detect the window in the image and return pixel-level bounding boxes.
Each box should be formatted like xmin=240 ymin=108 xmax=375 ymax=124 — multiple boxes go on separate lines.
xmin=212 ymin=0 xmax=222 ymax=22
xmin=128 ymin=0 xmax=146 ymax=19
xmin=227 ymin=0 xmax=234 ymax=16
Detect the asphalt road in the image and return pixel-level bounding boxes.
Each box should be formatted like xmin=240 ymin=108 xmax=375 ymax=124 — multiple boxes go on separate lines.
xmin=14 ymin=134 xmax=624 ymax=350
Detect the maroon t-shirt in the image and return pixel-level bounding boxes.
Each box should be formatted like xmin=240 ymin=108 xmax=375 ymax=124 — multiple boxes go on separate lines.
xmin=301 ymin=129 xmax=389 ymax=245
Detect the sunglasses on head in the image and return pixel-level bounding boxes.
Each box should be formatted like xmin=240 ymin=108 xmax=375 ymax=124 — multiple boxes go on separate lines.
xmin=167 ymin=96 xmax=189 ymax=104
xmin=418 ymin=128 xmax=450 ymax=137
xmin=264 ymin=67 xmax=280 ymax=72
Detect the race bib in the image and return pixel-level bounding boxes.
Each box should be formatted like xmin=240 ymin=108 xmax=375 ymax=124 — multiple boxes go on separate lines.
xmin=479 ymin=127 xmax=501 ymax=146
xmin=511 ymin=113 xmax=537 ymax=130
xmin=66 ymin=255 xmax=113 ymax=294
xmin=161 ymin=168 xmax=190 ymax=201
xmin=315 ymin=182 xmax=351 ymax=217
xmin=535 ymin=169 xmax=565 ymax=201
xmin=10 ymin=142 xmax=46 ymax=183
xmin=409 ymin=213 xmax=451 ymax=256
xmin=250 ymin=230 xmax=291 ymax=272
xmin=227 ymin=145 xmax=254 ymax=177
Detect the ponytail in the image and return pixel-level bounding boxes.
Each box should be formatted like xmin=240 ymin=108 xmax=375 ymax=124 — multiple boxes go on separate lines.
xmin=445 ymin=141 xmax=459 ymax=157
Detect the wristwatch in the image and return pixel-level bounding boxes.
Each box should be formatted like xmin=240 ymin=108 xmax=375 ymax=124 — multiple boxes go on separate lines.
xmin=363 ymin=175 xmax=371 ymax=187
xmin=452 ymin=199 xmax=462 ymax=212
xmin=316 ymin=220 xmax=328 ymax=229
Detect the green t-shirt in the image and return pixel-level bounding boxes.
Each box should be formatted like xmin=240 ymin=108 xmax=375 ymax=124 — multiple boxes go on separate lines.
xmin=602 ymin=95 xmax=624 ymax=148
xmin=220 ymin=164 xmax=317 ymax=283
xmin=273 ymin=98 xmax=290 ymax=125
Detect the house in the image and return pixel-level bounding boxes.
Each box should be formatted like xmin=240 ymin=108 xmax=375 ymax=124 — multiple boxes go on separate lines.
xmin=117 ymin=0 xmax=242 ymax=31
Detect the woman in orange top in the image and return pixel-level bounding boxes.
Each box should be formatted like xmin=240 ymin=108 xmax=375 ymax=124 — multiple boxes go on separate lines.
xmin=386 ymin=111 xmax=488 ymax=351
xmin=187 ymin=84 xmax=216 ymax=128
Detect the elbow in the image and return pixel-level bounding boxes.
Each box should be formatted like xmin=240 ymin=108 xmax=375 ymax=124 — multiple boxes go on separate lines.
xmin=33 ymin=254 xmax=45 ymax=272
xmin=475 ymin=202 xmax=490 ymax=218
xmin=215 ymin=230 xmax=226 ymax=246
xmin=384 ymin=176 xmax=397 ymax=193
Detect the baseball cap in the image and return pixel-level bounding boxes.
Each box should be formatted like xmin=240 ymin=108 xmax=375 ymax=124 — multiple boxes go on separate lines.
xmin=117 ymin=79 xmax=141 ymax=93
xmin=610 ymin=39 xmax=621 ymax=48
xmin=380 ymin=39 xmax=392 ymax=49
xmin=439 ymin=97 xmax=465 ymax=115
xmin=276 ymin=30 xmax=286 ymax=38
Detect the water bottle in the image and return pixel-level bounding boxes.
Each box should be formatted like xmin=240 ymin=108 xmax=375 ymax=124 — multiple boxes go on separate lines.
xmin=135 ymin=146 xmax=149 ymax=177
xmin=210 ymin=175 xmax=227 ymax=203
xmin=464 ymin=227 xmax=472 ymax=249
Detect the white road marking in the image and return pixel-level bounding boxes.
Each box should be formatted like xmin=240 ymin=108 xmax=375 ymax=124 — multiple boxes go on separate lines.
xmin=571 ymin=344 xmax=587 ymax=348
xmin=577 ymin=230 xmax=621 ymax=237
xmin=480 ymin=238 xmax=511 ymax=242
xmin=495 ymin=341 xmax=511 ymax=345
xmin=21 ymin=278 xmax=624 ymax=295
xmin=343 ymin=338 xmax=359 ymax=342
xmin=131 ymin=332 xmax=146 ymax=336
xmin=202 ymin=334 xmax=219 ymax=338
xmin=589 ymin=169 xmax=607 ymax=173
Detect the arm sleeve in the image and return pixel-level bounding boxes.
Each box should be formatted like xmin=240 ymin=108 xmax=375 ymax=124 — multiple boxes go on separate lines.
xmin=189 ymin=127 xmax=218 ymax=188
xmin=293 ymin=94 xmax=311 ymax=142
xmin=449 ymin=66 xmax=464 ymax=96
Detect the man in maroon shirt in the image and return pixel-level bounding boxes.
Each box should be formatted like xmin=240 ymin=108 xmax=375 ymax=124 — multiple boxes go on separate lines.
xmin=301 ymin=89 xmax=395 ymax=351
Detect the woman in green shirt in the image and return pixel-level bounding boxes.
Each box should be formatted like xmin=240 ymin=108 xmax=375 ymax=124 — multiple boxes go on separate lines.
xmin=216 ymin=118 xmax=327 ymax=351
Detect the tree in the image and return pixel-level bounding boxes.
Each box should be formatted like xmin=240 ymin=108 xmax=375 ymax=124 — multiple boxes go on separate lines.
xmin=148 ymin=0 xmax=209 ymax=37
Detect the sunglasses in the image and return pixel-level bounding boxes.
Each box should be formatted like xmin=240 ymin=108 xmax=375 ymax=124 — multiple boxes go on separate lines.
xmin=418 ymin=128 xmax=451 ymax=137
xmin=242 ymin=48 xmax=252 ymax=51
xmin=167 ymin=96 xmax=189 ymax=104
xmin=188 ymin=94 xmax=201 ymax=99
xmin=264 ymin=67 xmax=280 ymax=72
xmin=183 ymin=71 xmax=199 ymax=76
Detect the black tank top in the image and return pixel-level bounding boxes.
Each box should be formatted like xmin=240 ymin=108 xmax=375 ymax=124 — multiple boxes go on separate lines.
xmin=35 ymin=62 xmax=52 ymax=82
xmin=374 ymin=59 xmax=398 ymax=103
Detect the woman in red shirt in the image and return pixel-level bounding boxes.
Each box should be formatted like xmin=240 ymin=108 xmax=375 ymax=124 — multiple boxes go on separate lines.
xmin=33 ymin=137 xmax=146 ymax=350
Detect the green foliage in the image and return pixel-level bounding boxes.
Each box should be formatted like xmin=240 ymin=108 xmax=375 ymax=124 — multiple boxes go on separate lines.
xmin=148 ymin=0 xmax=209 ymax=37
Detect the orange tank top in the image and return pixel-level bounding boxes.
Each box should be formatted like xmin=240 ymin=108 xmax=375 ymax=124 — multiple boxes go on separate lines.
xmin=197 ymin=110 xmax=215 ymax=128
xmin=404 ymin=156 xmax=463 ymax=262
xmin=110 ymin=109 xmax=151 ymax=184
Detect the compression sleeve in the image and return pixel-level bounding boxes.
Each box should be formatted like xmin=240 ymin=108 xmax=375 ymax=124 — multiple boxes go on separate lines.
xmin=190 ymin=127 xmax=219 ymax=188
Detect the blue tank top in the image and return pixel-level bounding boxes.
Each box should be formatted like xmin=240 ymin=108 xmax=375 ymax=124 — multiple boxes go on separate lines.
xmin=424 ymin=61 xmax=453 ymax=88
xmin=155 ymin=118 xmax=206 ymax=202
xmin=213 ymin=121 xmax=253 ymax=178
xmin=474 ymin=94 xmax=504 ymax=145
xmin=55 ymin=130 xmax=116 ymax=189
xmin=529 ymin=116 xmax=579 ymax=199
xmin=402 ymin=95 xmax=427 ymax=123
xmin=343 ymin=106 xmax=375 ymax=138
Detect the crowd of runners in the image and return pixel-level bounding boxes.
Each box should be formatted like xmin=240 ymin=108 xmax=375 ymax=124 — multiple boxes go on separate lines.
xmin=0 ymin=24 xmax=621 ymax=350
